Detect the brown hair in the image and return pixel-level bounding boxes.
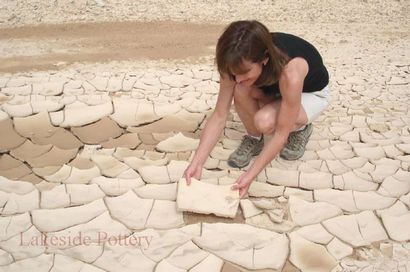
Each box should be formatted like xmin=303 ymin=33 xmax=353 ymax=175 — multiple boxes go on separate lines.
xmin=216 ymin=20 xmax=289 ymax=86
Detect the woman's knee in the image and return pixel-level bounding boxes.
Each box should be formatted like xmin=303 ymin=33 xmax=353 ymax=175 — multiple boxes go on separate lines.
xmin=254 ymin=109 xmax=276 ymax=134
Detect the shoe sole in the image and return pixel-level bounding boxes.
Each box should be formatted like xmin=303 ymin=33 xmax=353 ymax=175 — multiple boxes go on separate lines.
xmin=279 ymin=151 xmax=302 ymax=161
xmin=227 ymin=158 xmax=251 ymax=168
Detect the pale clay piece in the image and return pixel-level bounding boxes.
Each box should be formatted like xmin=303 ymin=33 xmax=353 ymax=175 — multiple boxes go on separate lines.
xmin=105 ymin=190 xmax=154 ymax=230
xmin=31 ymin=198 xmax=107 ymax=232
xmin=0 ymin=212 xmax=32 ymax=241
xmin=166 ymin=241 xmax=209 ymax=270
xmin=145 ymin=200 xmax=185 ymax=229
xmin=190 ymin=253 xmax=224 ymax=272
xmin=296 ymin=224 xmax=334 ymax=244
xmin=289 ymin=196 xmax=342 ymax=226
xmin=240 ymin=199 xmax=263 ymax=218
xmin=48 ymin=211 xmax=131 ymax=250
xmin=1 ymin=189 xmax=39 ymax=215
xmin=3 ymin=254 xmax=53 ymax=271
xmin=156 ymin=132 xmax=199 ymax=152
xmin=323 ymin=211 xmax=388 ymax=247
xmin=176 ymin=178 xmax=240 ymax=218
xmin=2 ymin=225 xmax=45 ymax=260
xmin=327 ymin=237 xmax=354 ymax=260
xmin=193 ymin=223 xmax=288 ymax=270
xmin=289 ymin=232 xmax=337 ymax=272
xmin=61 ymin=101 xmax=113 ymax=127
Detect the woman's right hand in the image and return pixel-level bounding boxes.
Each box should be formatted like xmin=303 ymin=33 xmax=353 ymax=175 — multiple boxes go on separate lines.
xmin=181 ymin=76 xmax=233 ymax=185
xmin=183 ymin=163 xmax=203 ymax=185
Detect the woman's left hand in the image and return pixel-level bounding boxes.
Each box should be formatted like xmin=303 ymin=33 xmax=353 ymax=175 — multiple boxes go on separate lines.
xmin=231 ymin=172 xmax=254 ymax=198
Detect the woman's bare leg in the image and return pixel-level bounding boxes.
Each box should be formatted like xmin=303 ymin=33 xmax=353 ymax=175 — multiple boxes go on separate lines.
xmin=234 ymin=81 xmax=309 ymax=135
xmin=228 ymin=84 xmax=273 ymax=168
xmin=232 ymin=83 xmax=311 ymax=164
xmin=254 ymin=100 xmax=309 ymax=134
xmin=232 ymin=83 xmax=262 ymax=136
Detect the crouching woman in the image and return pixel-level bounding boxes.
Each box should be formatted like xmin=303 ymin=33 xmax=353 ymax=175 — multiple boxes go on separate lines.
xmin=184 ymin=20 xmax=330 ymax=197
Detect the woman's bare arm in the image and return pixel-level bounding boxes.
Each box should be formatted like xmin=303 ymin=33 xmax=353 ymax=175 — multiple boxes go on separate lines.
xmin=232 ymin=58 xmax=309 ymax=196
xmin=185 ymin=75 xmax=235 ymax=183
xmin=247 ymin=57 xmax=309 ymax=178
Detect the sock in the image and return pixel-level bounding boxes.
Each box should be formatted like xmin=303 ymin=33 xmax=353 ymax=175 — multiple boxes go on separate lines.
xmin=248 ymin=134 xmax=263 ymax=141
xmin=295 ymin=125 xmax=306 ymax=132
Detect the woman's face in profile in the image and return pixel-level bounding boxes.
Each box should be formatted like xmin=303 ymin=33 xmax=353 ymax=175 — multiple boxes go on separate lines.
xmin=232 ymin=59 xmax=265 ymax=87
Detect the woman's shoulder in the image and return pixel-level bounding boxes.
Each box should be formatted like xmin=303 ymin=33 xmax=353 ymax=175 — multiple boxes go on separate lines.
xmin=271 ymin=32 xmax=305 ymax=41
xmin=271 ymin=32 xmax=320 ymax=56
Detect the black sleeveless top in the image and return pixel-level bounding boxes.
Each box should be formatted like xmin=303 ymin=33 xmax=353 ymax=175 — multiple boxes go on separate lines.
xmin=261 ymin=32 xmax=329 ymax=96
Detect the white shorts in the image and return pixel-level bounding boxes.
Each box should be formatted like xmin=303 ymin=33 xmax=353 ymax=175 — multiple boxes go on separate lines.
xmin=301 ymin=85 xmax=331 ymax=123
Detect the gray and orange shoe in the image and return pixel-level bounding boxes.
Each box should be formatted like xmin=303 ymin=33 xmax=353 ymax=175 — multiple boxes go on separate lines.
xmin=227 ymin=135 xmax=264 ymax=168
xmin=280 ymin=124 xmax=313 ymax=160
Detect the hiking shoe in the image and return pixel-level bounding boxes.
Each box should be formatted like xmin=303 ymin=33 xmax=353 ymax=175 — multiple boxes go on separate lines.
xmin=280 ymin=124 xmax=313 ymax=160
xmin=228 ymin=135 xmax=264 ymax=168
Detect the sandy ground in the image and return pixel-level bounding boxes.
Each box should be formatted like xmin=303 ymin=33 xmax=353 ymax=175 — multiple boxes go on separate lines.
xmin=0 ymin=0 xmax=408 ymax=73
xmin=0 ymin=21 xmax=223 ymax=73
xmin=0 ymin=1 xmax=410 ymax=272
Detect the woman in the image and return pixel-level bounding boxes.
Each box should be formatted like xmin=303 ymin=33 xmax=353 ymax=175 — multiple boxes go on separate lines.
xmin=184 ymin=20 xmax=330 ymax=198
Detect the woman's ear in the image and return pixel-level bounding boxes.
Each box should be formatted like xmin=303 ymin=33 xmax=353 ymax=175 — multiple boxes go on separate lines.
xmin=263 ymin=57 xmax=269 ymax=66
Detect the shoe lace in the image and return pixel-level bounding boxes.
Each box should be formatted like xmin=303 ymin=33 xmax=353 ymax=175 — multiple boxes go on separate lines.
xmin=236 ymin=136 xmax=257 ymax=156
